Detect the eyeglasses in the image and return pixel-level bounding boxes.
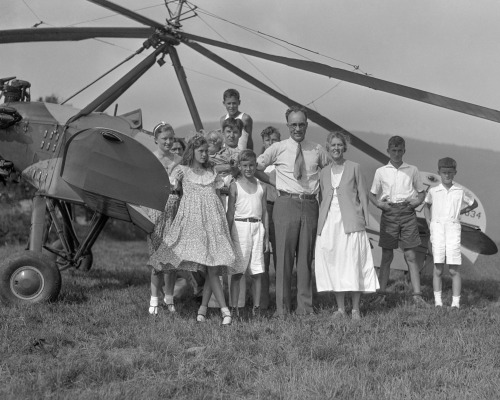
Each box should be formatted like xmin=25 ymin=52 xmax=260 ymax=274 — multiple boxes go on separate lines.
xmin=288 ymin=122 xmax=307 ymax=130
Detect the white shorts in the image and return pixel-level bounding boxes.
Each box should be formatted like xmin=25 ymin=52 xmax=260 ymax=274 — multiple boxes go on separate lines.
xmin=231 ymin=220 xmax=265 ymax=275
xmin=430 ymin=220 xmax=461 ymax=265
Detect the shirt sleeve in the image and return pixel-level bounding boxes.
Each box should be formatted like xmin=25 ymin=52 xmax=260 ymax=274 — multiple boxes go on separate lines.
xmin=424 ymin=189 xmax=432 ymax=204
xmin=257 ymin=143 xmax=277 ymax=170
xmin=317 ymin=144 xmax=331 ymax=169
xmin=370 ymin=169 xmax=381 ymax=195
xmin=214 ymin=172 xmax=225 ymax=189
xmin=462 ymin=190 xmax=475 ymax=206
xmin=413 ymin=167 xmax=425 ymax=192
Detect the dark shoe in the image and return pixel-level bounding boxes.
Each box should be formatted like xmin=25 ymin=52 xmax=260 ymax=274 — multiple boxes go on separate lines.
xmin=411 ymin=293 xmax=430 ymax=308
xmin=369 ymin=292 xmax=387 ymax=307
xmin=252 ymin=306 xmax=261 ymax=317
xmin=332 ymin=309 xmax=347 ymax=319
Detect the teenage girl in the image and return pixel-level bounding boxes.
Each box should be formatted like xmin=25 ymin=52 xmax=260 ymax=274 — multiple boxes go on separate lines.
xmin=148 ymin=122 xmax=182 ymax=315
xmin=148 ymin=134 xmax=237 ymax=325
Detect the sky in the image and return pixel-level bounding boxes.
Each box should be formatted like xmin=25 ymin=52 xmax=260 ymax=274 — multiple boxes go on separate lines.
xmin=2 ymin=0 xmax=500 ymax=151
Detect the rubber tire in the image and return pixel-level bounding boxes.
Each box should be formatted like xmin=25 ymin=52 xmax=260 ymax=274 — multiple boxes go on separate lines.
xmin=0 ymin=251 xmax=62 ymax=305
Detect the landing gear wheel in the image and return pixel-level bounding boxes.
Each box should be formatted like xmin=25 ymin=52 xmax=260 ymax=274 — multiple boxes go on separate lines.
xmin=79 ymin=250 xmax=93 ymax=272
xmin=0 ymin=251 xmax=62 ymax=305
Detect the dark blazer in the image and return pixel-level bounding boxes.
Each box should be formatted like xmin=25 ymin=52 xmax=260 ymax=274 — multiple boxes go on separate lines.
xmin=317 ymin=160 xmax=369 ymax=235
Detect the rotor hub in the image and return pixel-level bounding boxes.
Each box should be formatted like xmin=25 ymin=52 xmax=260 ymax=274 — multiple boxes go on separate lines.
xmin=10 ymin=266 xmax=45 ymax=300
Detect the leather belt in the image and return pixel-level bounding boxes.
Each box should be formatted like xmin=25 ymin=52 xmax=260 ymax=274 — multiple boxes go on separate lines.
xmin=267 ymin=200 xmax=275 ymax=205
xmin=170 ymin=190 xmax=182 ymax=196
xmin=279 ymin=190 xmax=316 ymax=200
xmin=235 ymin=218 xmax=261 ymax=223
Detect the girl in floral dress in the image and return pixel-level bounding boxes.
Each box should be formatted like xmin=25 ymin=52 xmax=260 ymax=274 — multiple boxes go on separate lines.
xmin=148 ymin=135 xmax=237 ymax=325
xmin=147 ymin=122 xmax=182 ymax=315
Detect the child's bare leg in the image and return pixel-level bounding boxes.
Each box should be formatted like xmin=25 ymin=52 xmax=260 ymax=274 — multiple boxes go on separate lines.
xmin=163 ymin=271 xmax=176 ymax=311
xmin=378 ymin=248 xmax=393 ymax=291
xmin=449 ymin=265 xmax=461 ymax=308
xmin=149 ymin=269 xmax=164 ymax=315
xmin=351 ymin=292 xmax=361 ymax=311
xmin=230 ymin=273 xmax=243 ymax=311
xmin=251 ymin=273 xmax=262 ymax=308
xmin=208 ymin=268 xmax=232 ymax=324
xmin=208 ymin=268 xmax=228 ymax=309
xmin=333 ymin=292 xmax=346 ymax=318
xmin=197 ymin=275 xmax=212 ymax=322
xmin=404 ymin=248 xmax=422 ymax=294
xmin=433 ymin=263 xmax=444 ymax=306
xmin=351 ymin=292 xmax=362 ymax=320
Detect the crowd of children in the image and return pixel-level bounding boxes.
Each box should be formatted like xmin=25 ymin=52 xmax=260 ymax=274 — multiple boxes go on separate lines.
xmin=145 ymin=88 xmax=477 ymax=325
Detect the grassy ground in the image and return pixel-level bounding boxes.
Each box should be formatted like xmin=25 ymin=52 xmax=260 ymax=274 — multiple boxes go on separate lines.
xmin=1 ymin=239 xmax=500 ymax=400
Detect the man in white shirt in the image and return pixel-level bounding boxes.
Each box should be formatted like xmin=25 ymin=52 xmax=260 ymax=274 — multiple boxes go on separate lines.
xmin=257 ymin=105 xmax=330 ymax=316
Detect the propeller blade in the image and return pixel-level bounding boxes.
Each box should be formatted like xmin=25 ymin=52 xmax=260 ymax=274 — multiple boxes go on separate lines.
xmin=87 ymin=0 xmax=164 ymax=29
xmin=185 ymin=41 xmax=389 ymax=164
xmin=461 ymin=224 xmax=498 ymax=255
xmin=0 ymin=27 xmax=153 ymax=44
xmin=181 ymin=32 xmax=500 ymax=124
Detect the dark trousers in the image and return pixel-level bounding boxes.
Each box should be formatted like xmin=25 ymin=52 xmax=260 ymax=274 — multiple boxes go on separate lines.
xmin=273 ymin=196 xmax=318 ymax=315
xmin=261 ymin=202 xmax=277 ymax=309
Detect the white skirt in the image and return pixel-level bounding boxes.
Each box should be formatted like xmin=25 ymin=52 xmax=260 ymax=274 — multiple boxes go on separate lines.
xmin=315 ymin=196 xmax=379 ymax=293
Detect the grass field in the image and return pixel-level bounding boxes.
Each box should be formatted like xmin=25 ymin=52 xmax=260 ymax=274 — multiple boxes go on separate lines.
xmin=1 ymin=239 xmax=500 ymax=399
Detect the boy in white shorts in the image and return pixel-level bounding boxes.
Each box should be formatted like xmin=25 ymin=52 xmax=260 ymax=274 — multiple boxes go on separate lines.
xmin=424 ymin=157 xmax=477 ymax=309
xmin=227 ymin=150 xmax=269 ymax=317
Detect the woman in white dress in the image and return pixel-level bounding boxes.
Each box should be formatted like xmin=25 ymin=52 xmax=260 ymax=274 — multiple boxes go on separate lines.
xmin=315 ymin=131 xmax=379 ymax=320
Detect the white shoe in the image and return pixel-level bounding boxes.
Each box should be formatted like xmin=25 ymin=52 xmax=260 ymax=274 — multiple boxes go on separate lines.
xmin=148 ymin=306 xmax=159 ymax=315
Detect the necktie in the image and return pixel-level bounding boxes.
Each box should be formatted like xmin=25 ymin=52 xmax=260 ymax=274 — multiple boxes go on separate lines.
xmin=293 ymin=142 xmax=304 ymax=180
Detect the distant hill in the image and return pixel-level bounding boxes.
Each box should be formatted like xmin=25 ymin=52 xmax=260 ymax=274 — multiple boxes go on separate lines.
xmin=176 ymin=121 xmax=500 ymax=241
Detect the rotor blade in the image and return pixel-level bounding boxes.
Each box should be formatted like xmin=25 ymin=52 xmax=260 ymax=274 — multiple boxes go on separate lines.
xmin=181 ymin=33 xmax=500 ymax=124
xmin=0 ymin=27 xmax=154 ymax=44
xmin=185 ymin=41 xmax=389 ymax=164
xmin=87 ymin=0 xmax=164 ymax=29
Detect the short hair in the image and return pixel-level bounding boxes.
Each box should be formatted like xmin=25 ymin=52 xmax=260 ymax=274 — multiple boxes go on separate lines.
xmin=223 ymin=88 xmax=240 ymax=101
xmin=222 ymin=117 xmax=244 ymax=134
xmin=203 ymin=129 xmax=224 ymax=146
xmin=326 ymin=131 xmax=350 ymax=152
xmin=238 ymin=149 xmax=257 ymax=163
xmin=438 ymin=157 xmax=457 ymax=170
xmin=181 ymin=134 xmax=211 ymax=169
xmin=285 ymin=105 xmax=308 ymax=122
xmin=260 ymin=126 xmax=281 ymax=140
xmin=172 ymin=137 xmax=186 ymax=152
xmin=153 ymin=121 xmax=174 ymax=139
xmin=388 ymin=135 xmax=405 ymax=148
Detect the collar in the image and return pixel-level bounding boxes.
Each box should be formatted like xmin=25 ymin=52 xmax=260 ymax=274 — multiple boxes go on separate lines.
xmin=384 ymin=161 xmax=410 ymax=169
xmin=434 ymin=183 xmax=459 ymax=192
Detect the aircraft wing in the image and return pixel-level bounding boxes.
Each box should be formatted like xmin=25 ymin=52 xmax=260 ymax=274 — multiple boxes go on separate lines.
xmin=60 ymin=127 xmax=169 ymax=222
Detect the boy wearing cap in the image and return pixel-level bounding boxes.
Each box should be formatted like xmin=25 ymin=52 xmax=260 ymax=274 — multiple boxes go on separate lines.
xmin=424 ymin=157 xmax=477 ymax=309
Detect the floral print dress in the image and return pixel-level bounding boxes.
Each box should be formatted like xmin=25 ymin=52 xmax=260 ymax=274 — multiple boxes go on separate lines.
xmin=148 ymin=165 xmax=237 ymax=275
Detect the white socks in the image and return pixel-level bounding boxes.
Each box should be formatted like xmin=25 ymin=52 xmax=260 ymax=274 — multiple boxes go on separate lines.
xmin=434 ymin=291 xmax=442 ymax=307
xmin=434 ymin=291 xmax=461 ymax=308
xmin=150 ymin=296 xmax=159 ymax=307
